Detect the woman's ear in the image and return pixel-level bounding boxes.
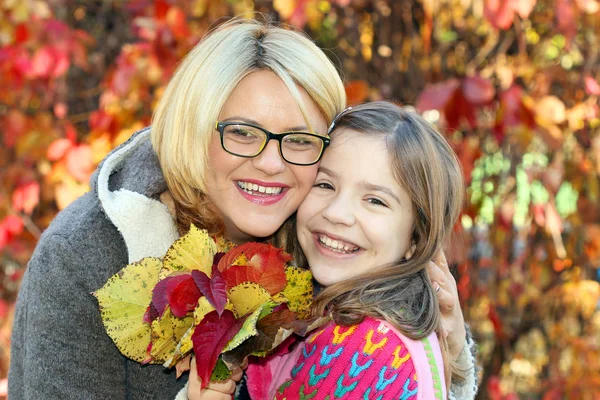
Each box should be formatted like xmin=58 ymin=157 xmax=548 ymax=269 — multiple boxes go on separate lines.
xmin=404 ymin=243 xmax=417 ymax=260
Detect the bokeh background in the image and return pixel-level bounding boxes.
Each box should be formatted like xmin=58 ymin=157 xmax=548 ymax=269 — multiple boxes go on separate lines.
xmin=2 ymin=0 xmax=600 ymax=398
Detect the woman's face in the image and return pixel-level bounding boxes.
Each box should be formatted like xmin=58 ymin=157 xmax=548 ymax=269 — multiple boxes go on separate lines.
xmin=206 ymin=70 xmax=328 ymax=244
xmin=296 ymin=129 xmax=415 ymax=287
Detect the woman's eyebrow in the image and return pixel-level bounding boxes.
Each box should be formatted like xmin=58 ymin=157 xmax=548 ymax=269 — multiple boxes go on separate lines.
xmin=360 ymin=181 xmax=402 ymax=205
xmin=220 ymin=116 xmax=310 ymax=132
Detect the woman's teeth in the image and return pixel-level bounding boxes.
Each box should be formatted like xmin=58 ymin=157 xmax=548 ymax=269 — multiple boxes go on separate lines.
xmin=237 ymin=181 xmax=283 ymax=195
xmin=318 ymin=234 xmax=359 ymax=254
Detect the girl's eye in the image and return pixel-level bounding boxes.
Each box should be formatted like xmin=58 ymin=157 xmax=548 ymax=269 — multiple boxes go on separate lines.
xmin=314 ymin=182 xmax=334 ymax=190
xmin=367 ymin=198 xmax=388 ymax=207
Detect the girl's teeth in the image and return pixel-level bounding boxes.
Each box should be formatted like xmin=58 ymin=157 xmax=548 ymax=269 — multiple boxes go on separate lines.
xmin=319 ymin=235 xmax=358 ymax=253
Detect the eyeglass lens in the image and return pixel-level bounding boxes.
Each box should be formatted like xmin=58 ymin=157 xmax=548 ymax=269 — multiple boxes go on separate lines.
xmin=221 ymin=124 xmax=324 ymax=165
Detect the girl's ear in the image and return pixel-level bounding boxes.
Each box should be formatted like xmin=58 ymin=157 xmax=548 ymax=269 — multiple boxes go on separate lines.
xmin=404 ymin=243 xmax=417 ymax=260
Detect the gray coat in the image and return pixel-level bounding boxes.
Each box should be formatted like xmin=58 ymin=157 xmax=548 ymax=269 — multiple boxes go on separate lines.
xmin=9 ymin=128 xmax=185 ymax=399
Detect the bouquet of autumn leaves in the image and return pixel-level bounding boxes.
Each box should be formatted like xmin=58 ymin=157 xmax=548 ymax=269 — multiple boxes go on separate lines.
xmin=93 ymin=225 xmax=325 ymax=389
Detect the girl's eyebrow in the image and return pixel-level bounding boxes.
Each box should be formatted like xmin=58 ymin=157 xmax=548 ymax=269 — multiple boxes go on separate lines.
xmin=220 ymin=116 xmax=309 ymax=132
xmin=319 ymin=167 xmax=402 ymax=205
xmin=359 ymin=182 xmax=402 ymax=205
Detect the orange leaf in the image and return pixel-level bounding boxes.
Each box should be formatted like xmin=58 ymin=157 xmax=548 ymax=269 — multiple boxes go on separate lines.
xmin=166 ymin=7 xmax=190 ymax=39
xmin=345 ymin=80 xmax=370 ymax=106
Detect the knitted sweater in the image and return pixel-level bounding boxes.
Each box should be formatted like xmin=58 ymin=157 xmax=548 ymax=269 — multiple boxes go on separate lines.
xmin=267 ymin=317 xmax=446 ymax=400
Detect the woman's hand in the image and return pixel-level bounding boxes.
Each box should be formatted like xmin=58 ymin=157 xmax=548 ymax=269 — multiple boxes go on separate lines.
xmin=426 ymin=250 xmax=466 ymax=361
xmin=187 ymin=357 xmax=244 ymax=400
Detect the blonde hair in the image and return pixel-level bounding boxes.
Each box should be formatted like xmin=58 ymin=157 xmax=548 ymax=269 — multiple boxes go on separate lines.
xmin=151 ymin=17 xmax=346 ymax=234
xmin=279 ymin=102 xmax=465 ymax=383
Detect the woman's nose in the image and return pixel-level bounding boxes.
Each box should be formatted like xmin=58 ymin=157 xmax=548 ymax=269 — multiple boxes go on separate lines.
xmin=251 ymin=140 xmax=286 ymax=175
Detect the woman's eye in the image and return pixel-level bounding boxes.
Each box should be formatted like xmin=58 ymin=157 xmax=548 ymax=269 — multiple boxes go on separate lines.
xmin=231 ymin=129 xmax=255 ymax=138
xmin=367 ymin=198 xmax=387 ymax=207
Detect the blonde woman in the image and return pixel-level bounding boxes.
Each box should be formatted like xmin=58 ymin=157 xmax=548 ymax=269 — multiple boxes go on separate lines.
xmin=9 ymin=19 xmax=474 ymax=400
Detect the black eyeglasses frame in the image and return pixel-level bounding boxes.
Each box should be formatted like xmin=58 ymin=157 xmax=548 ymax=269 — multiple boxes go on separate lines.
xmin=215 ymin=121 xmax=331 ymax=166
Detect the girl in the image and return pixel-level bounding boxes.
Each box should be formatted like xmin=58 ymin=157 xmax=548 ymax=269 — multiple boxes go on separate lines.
xmin=271 ymin=101 xmax=465 ymax=399
xmin=189 ymin=102 xmax=475 ymax=399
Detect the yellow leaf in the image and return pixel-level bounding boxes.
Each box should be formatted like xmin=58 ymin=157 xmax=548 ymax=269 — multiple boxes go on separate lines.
xmin=282 ymin=267 xmax=314 ymax=319
xmin=161 ymin=224 xmax=216 ymax=279
xmin=93 ymin=257 xmax=161 ymax=363
xmin=150 ymin=308 xmax=195 ymax=363
xmin=163 ymin=324 xmax=194 ymax=368
xmin=215 ymin=235 xmax=236 ymax=253
xmin=222 ymin=302 xmax=269 ymax=353
xmin=194 ymin=296 xmax=216 ymax=324
xmin=227 ymin=283 xmax=271 ymax=318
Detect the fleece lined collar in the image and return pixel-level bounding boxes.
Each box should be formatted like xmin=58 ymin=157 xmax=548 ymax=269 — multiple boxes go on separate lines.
xmin=94 ymin=128 xmax=179 ymax=263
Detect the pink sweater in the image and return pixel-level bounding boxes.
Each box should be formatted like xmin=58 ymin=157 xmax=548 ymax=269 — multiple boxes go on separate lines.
xmin=247 ymin=317 xmax=447 ymax=400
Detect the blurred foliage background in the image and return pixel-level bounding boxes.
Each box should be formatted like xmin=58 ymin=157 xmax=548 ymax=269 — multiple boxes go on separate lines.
xmin=2 ymin=0 xmax=600 ymax=398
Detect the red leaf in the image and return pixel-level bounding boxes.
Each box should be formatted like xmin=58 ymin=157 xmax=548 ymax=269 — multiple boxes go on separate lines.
xmin=484 ymin=0 xmax=515 ymax=29
xmin=218 ymin=243 xmax=291 ymax=295
xmin=12 ymin=181 xmax=40 ymax=214
xmin=191 ymin=310 xmax=244 ymax=390
xmin=556 ymin=0 xmax=577 ymax=44
xmin=151 ymin=274 xmax=200 ymax=317
xmin=155 ymin=0 xmax=169 ymax=20
xmin=416 ymin=79 xmax=460 ymax=112
xmin=0 ymin=227 xmax=8 ymax=249
xmin=14 ymin=24 xmax=29 ymax=43
xmin=31 ymin=46 xmax=54 ymax=78
xmin=3 ymin=109 xmax=28 ymax=148
xmin=462 ymin=75 xmax=495 ymax=105
xmin=585 ymin=75 xmax=600 ymax=96
xmin=47 ymin=138 xmax=73 ymax=161
xmin=168 ymin=275 xmax=202 ymax=317
xmin=3 ymin=215 xmax=24 ymax=236
xmin=89 ymin=110 xmax=118 ymax=134
xmin=345 ymin=80 xmax=370 ymax=106
xmin=191 ymin=265 xmax=227 ymax=316
xmin=444 ymin=90 xmax=477 ymax=130
xmin=65 ymin=144 xmax=93 ymax=182
xmin=50 ymin=47 xmax=70 ymax=77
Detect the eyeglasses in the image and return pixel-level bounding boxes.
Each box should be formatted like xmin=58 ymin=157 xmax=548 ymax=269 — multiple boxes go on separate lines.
xmin=215 ymin=121 xmax=330 ymax=166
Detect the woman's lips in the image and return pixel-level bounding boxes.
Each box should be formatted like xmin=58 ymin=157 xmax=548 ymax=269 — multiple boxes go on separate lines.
xmin=235 ymin=180 xmax=288 ymax=206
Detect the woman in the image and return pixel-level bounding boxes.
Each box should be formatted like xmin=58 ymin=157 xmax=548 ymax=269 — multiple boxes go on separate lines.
xmin=9 ymin=19 xmax=473 ymax=400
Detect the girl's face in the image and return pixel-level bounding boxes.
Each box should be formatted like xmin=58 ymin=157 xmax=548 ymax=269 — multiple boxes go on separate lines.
xmin=296 ymin=129 xmax=415 ymax=287
xmin=206 ymin=70 xmax=328 ymax=244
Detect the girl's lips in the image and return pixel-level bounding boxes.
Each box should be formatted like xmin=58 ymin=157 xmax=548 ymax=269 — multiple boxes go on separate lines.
xmin=235 ymin=183 xmax=288 ymax=206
